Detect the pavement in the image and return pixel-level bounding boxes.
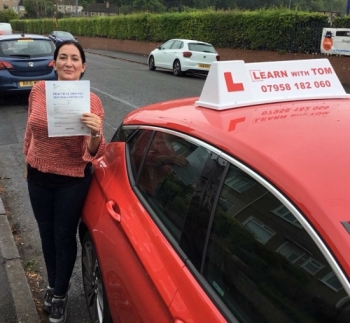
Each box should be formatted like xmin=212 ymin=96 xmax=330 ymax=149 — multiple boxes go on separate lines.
xmin=84 ymin=48 xmax=148 ymax=65
xmin=1 ymin=49 xmax=350 ymax=323
xmin=0 ymin=196 xmax=38 ymax=322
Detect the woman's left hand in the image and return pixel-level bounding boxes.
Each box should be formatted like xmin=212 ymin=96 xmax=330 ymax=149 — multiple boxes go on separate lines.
xmin=81 ymin=113 xmax=101 ymax=135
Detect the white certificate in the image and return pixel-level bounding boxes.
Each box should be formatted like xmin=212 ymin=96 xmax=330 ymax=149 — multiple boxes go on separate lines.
xmin=172 ymin=146 xmax=210 ymax=185
xmin=46 ymin=80 xmax=91 ymax=137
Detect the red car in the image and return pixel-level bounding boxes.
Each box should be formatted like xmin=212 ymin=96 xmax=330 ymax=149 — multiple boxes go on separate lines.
xmin=80 ymin=59 xmax=350 ymax=323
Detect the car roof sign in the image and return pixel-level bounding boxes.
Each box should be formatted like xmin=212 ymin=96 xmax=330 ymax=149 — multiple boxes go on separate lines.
xmin=195 ymin=59 xmax=350 ymax=110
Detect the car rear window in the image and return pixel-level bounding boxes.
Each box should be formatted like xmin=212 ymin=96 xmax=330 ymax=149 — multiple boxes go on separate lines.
xmin=56 ymin=31 xmax=73 ymax=38
xmin=188 ymin=43 xmax=216 ymax=53
xmin=0 ymin=39 xmax=55 ymax=57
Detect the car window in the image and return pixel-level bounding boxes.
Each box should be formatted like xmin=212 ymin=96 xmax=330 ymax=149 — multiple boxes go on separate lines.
xmin=188 ymin=43 xmax=216 ymax=53
xmin=171 ymin=41 xmax=183 ymax=49
xmin=56 ymin=31 xmax=73 ymax=38
xmin=0 ymin=39 xmax=55 ymax=57
xmin=129 ymin=130 xmax=217 ymax=243
xmin=199 ymin=162 xmax=349 ymax=322
xmin=161 ymin=40 xmax=174 ymax=50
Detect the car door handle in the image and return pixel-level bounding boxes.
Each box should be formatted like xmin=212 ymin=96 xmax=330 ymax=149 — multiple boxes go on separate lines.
xmin=106 ymin=200 xmax=121 ymax=223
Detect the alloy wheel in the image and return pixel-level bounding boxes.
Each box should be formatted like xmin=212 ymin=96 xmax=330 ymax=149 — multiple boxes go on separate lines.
xmin=82 ymin=238 xmax=104 ymax=323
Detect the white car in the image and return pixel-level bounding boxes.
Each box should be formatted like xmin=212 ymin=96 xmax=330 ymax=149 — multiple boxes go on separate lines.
xmin=148 ymin=39 xmax=220 ymax=76
xmin=0 ymin=23 xmax=12 ymax=35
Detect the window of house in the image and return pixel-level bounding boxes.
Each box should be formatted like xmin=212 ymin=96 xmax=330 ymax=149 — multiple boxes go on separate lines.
xmin=301 ymin=258 xmax=325 ymax=275
xmin=224 ymin=167 xmax=255 ymax=192
xmin=277 ymin=241 xmax=305 ymax=263
xmin=321 ymin=271 xmax=344 ymax=292
xmin=272 ymin=204 xmax=302 ymax=228
xmin=243 ymin=216 xmax=276 ymax=244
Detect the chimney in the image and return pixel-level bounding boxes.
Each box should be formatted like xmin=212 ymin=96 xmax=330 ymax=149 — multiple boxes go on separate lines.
xmin=106 ymin=1 xmax=109 ymax=8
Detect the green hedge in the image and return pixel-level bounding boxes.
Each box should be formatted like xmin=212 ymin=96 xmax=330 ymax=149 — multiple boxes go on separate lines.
xmin=9 ymin=9 xmax=338 ymax=53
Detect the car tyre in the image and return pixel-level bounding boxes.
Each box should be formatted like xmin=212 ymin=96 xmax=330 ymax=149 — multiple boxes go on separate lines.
xmin=82 ymin=232 xmax=112 ymax=323
xmin=149 ymin=56 xmax=156 ymax=71
xmin=173 ymin=60 xmax=183 ymax=76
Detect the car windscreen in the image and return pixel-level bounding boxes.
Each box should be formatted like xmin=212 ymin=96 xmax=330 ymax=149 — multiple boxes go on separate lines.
xmin=0 ymin=39 xmax=55 ymax=57
xmin=56 ymin=31 xmax=73 ymax=38
xmin=188 ymin=43 xmax=216 ymax=53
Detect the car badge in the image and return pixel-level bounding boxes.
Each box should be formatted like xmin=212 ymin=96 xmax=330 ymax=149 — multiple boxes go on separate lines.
xmin=28 ymin=62 xmax=34 ymax=67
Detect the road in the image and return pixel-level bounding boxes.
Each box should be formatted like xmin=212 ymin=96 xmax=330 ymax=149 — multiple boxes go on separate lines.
xmin=0 ymin=52 xmax=206 ymax=323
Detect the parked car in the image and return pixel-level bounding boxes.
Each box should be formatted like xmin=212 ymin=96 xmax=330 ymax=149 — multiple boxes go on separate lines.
xmin=148 ymin=38 xmax=220 ymax=77
xmin=0 ymin=34 xmax=56 ymax=95
xmin=80 ymin=58 xmax=350 ymax=323
xmin=0 ymin=22 xmax=12 ymax=35
xmin=48 ymin=31 xmax=77 ymax=46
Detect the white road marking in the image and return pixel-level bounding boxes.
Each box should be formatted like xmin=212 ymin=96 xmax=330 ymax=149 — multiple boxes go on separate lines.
xmin=91 ymin=86 xmax=138 ymax=109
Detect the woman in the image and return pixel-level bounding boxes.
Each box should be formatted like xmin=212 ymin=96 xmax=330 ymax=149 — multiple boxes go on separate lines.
xmin=23 ymin=40 xmax=105 ymax=323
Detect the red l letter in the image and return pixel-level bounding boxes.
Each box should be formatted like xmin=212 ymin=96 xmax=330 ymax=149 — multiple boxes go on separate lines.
xmin=228 ymin=117 xmax=246 ymax=131
xmin=224 ymin=72 xmax=244 ymax=92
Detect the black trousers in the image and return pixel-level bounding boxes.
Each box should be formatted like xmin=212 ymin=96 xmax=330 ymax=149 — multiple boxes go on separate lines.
xmin=28 ymin=174 xmax=91 ymax=296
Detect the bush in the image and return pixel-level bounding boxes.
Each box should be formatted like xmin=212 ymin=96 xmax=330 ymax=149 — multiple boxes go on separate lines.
xmin=10 ymin=8 xmax=332 ymax=53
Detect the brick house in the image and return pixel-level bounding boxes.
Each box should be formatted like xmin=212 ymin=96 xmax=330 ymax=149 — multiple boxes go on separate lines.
xmin=82 ymin=1 xmax=119 ymax=16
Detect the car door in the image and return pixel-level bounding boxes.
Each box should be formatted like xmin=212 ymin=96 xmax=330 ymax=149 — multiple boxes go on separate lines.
xmin=128 ymin=129 xmax=229 ymax=322
xmin=124 ymin=128 xmax=228 ymax=322
xmin=85 ymin=132 xmax=178 ymax=323
xmin=162 ymin=40 xmax=183 ymax=69
xmin=154 ymin=40 xmax=174 ymax=68
xmin=171 ymin=153 xmax=350 ymax=322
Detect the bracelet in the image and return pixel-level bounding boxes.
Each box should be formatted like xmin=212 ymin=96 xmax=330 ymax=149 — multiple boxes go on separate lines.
xmin=91 ymin=132 xmax=100 ymax=138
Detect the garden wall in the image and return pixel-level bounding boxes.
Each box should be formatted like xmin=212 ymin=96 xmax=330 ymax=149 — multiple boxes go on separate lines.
xmin=78 ymin=36 xmax=350 ymax=85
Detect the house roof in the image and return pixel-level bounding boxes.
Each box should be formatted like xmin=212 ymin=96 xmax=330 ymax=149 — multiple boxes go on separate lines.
xmin=82 ymin=3 xmax=119 ymax=13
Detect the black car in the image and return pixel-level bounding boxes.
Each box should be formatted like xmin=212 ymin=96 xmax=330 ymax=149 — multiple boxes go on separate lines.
xmin=48 ymin=31 xmax=77 ymax=46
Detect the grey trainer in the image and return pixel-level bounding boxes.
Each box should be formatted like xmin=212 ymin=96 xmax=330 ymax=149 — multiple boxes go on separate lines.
xmin=49 ymin=295 xmax=68 ymax=323
xmin=43 ymin=286 xmax=54 ymax=313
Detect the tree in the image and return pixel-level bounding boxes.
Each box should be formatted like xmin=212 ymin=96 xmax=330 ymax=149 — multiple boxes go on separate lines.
xmin=0 ymin=9 xmax=18 ymax=22
xmin=23 ymin=0 xmax=55 ymax=18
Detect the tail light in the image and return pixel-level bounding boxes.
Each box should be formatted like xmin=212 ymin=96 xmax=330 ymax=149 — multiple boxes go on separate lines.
xmin=48 ymin=60 xmax=54 ymax=68
xmin=0 ymin=60 xmax=13 ymax=70
xmin=216 ymin=55 xmax=220 ymax=61
xmin=183 ymin=51 xmax=192 ymax=58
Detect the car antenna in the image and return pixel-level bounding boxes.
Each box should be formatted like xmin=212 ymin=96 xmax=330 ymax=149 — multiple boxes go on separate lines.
xmin=21 ymin=22 xmax=25 ymax=37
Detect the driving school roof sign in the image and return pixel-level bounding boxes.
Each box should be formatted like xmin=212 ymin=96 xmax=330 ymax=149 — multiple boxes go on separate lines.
xmin=195 ymin=59 xmax=349 ymax=110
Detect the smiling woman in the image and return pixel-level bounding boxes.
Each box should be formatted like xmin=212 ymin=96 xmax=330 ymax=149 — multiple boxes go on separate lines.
xmin=23 ymin=40 xmax=106 ymax=323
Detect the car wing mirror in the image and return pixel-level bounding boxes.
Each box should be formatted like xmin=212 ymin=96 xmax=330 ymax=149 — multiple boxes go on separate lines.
xmin=157 ymin=45 xmax=162 ymax=50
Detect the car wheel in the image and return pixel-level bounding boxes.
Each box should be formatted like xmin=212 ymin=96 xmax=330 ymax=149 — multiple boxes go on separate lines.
xmin=149 ymin=56 xmax=156 ymax=71
xmin=82 ymin=232 xmax=112 ymax=323
xmin=173 ymin=60 xmax=183 ymax=76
